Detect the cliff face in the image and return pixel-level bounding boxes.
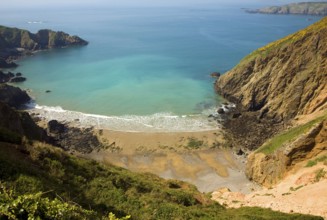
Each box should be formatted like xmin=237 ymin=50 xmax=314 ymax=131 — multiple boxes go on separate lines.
xmin=215 ymin=17 xmax=327 ymax=186
xmin=246 ymin=118 xmax=327 ymax=186
xmin=216 ymin=17 xmax=327 ymax=123
xmin=0 ymin=25 xmax=88 ymax=67
xmin=246 ymin=2 xmax=327 ymax=16
xmin=0 ymin=26 xmax=88 ymax=50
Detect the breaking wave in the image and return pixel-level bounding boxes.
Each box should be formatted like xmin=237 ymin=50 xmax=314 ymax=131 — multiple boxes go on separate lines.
xmin=28 ymin=104 xmax=220 ymax=132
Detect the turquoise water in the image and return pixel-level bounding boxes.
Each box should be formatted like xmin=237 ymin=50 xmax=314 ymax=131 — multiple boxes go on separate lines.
xmin=0 ymin=6 xmax=321 ymax=130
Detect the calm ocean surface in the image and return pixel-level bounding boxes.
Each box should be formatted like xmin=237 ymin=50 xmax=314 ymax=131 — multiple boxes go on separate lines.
xmin=0 ymin=6 xmax=320 ymax=131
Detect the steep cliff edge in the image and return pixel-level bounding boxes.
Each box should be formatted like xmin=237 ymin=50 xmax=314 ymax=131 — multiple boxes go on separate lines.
xmin=215 ymin=17 xmax=327 ymax=187
xmin=246 ymin=116 xmax=326 ymax=186
xmin=215 ymin=17 xmax=327 ymax=123
xmin=0 ymin=25 xmax=88 ymax=67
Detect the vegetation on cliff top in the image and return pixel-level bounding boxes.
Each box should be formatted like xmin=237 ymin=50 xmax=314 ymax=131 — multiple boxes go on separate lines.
xmin=257 ymin=114 xmax=327 ymax=155
xmin=240 ymin=16 xmax=327 ymax=65
xmin=0 ymin=25 xmax=88 ymax=50
xmin=216 ymin=16 xmax=327 ymax=124
xmin=246 ymin=2 xmax=327 ymax=16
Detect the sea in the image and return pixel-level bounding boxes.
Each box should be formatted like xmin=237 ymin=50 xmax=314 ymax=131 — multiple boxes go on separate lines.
xmin=0 ymin=4 xmax=321 ymax=132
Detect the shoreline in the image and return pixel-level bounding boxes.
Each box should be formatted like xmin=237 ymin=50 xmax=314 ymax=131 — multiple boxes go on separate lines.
xmin=27 ymin=103 xmax=222 ymax=133
xmin=28 ymin=102 xmax=255 ymax=193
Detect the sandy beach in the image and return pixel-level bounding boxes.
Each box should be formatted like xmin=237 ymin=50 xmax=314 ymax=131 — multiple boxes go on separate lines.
xmin=29 ymin=106 xmax=255 ymax=193
xmin=85 ymin=129 xmax=255 ymax=193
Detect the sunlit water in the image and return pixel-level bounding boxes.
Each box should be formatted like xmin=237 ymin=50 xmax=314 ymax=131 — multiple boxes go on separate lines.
xmin=0 ymin=6 xmax=320 ymax=131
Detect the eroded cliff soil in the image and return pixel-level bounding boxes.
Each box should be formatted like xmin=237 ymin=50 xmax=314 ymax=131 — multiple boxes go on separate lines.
xmin=216 ymin=17 xmax=327 ymax=123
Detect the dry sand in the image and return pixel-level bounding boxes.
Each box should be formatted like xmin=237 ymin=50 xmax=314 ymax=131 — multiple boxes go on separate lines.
xmin=212 ymin=162 xmax=327 ymax=219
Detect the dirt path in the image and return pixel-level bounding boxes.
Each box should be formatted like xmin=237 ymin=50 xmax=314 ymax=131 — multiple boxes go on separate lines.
xmin=212 ymin=162 xmax=327 ymax=219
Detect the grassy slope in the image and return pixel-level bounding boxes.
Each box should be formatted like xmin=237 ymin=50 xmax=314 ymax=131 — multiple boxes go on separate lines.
xmin=0 ymin=141 xmax=322 ymax=219
xmin=238 ymin=16 xmax=327 ymax=66
xmin=257 ymin=114 xmax=327 ymax=155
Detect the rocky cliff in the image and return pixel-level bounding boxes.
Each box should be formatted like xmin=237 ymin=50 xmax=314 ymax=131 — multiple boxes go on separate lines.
xmin=0 ymin=84 xmax=31 ymax=108
xmin=0 ymin=25 xmax=88 ymax=67
xmin=246 ymin=2 xmax=327 ymax=16
xmin=215 ymin=16 xmax=327 ymax=187
xmin=216 ymin=16 xmax=327 ymax=123
xmin=246 ymin=117 xmax=327 ymax=186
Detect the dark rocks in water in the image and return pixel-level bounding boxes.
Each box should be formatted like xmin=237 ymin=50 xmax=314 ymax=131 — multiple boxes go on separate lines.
xmin=0 ymin=58 xmax=18 ymax=68
xmin=0 ymin=71 xmax=11 ymax=83
xmin=46 ymin=120 xmax=102 ymax=154
xmin=217 ymin=108 xmax=225 ymax=114
xmin=10 ymin=76 xmax=26 ymax=83
xmin=210 ymin=72 xmax=221 ymax=78
xmin=0 ymin=84 xmax=31 ymax=108
xmin=7 ymin=72 xmax=15 ymax=78
xmin=45 ymin=90 xmax=51 ymax=93
xmin=0 ymin=70 xmax=26 ymax=83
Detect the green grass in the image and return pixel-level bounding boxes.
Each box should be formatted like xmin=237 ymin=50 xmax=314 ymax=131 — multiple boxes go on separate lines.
xmin=306 ymin=154 xmax=327 ymax=167
xmin=315 ymin=169 xmax=326 ymax=182
xmin=236 ymin=16 xmax=327 ymax=67
xmin=0 ymin=142 xmax=323 ymax=219
xmin=257 ymin=115 xmax=326 ymax=155
xmin=186 ymin=137 xmax=204 ymax=149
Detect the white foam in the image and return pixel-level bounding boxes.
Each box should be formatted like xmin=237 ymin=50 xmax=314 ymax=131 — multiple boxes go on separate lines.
xmin=27 ymin=21 xmax=43 ymax=24
xmin=28 ymin=105 xmax=219 ymax=132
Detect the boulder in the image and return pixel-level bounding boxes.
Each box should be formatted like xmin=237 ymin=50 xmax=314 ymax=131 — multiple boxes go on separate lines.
xmin=210 ymin=72 xmax=221 ymax=78
xmin=10 ymin=76 xmax=26 ymax=83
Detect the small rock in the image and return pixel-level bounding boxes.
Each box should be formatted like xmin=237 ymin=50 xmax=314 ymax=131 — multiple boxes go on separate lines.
xmin=210 ymin=72 xmax=221 ymax=78
xmin=217 ymin=108 xmax=225 ymax=114
xmin=45 ymin=90 xmax=51 ymax=93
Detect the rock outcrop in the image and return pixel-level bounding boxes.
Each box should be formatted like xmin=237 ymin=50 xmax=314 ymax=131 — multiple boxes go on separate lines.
xmin=46 ymin=120 xmax=102 ymax=154
xmin=0 ymin=84 xmax=31 ymax=108
xmin=0 ymin=101 xmax=46 ymax=143
xmin=216 ymin=16 xmax=327 ymax=123
xmin=0 ymin=25 xmax=88 ymax=68
xmin=215 ymin=17 xmax=327 ymax=187
xmin=246 ymin=2 xmax=327 ymax=16
xmin=246 ymin=118 xmax=327 ymax=186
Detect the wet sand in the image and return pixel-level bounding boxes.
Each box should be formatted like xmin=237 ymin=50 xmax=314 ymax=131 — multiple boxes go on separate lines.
xmin=85 ymin=129 xmax=254 ymax=193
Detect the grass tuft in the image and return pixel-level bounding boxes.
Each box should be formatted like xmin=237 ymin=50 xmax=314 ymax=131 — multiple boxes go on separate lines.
xmin=257 ymin=115 xmax=326 ymax=155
